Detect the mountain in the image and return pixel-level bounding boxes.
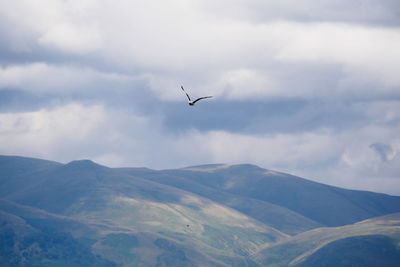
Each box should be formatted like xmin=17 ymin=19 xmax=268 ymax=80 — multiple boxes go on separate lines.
xmin=1 ymin=155 xmax=400 ymax=266
xmin=120 ymin=164 xmax=400 ymax=227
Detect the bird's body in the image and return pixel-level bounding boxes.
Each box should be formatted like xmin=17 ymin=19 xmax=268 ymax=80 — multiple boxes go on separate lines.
xmin=181 ymin=85 xmax=212 ymax=106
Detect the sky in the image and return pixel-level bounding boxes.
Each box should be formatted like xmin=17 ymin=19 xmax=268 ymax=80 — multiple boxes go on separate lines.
xmin=0 ymin=0 xmax=399 ymax=194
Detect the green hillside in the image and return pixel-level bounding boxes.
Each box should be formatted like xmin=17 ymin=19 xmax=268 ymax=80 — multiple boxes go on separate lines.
xmin=253 ymin=213 xmax=400 ymax=266
xmin=1 ymin=155 xmax=400 ymax=266
xmin=161 ymin=164 xmax=400 ymax=226
xmin=117 ymin=166 xmax=322 ymax=235
xmin=0 ymin=201 xmax=115 ymax=266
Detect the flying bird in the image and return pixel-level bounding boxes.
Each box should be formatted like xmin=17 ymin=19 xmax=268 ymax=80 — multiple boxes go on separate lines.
xmin=181 ymin=85 xmax=212 ymax=106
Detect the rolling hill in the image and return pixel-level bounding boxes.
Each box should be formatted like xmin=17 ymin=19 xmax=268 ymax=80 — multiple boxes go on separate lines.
xmin=253 ymin=213 xmax=400 ymax=266
xmin=1 ymin=155 xmax=400 ymax=266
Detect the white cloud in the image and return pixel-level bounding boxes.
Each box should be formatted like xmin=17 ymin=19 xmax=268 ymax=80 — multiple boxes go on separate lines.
xmin=0 ymin=101 xmax=190 ymax=167
xmin=0 ymin=62 xmax=139 ymax=93
xmin=275 ymin=22 xmax=400 ymax=90
xmin=214 ymin=69 xmax=277 ymax=99
xmin=133 ymin=20 xmax=400 ymax=100
xmin=38 ymin=22 xmax=102 ymax=54
xmin=2 ymin=1 xmax=399 ymax=100
xmin=185 ymin=130 xmax=340 ymax=170
xmin=0 ymin=0 xmax=102 ymax=54
xmin=0 ymin=103 xmax=105 ymax=156
xmin=0 ymin=102 xmax=159 ymax=165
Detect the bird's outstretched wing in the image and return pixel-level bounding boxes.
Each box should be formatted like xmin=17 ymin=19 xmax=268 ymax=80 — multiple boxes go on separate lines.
xmin=181 ymin=86 xmax=191 ymax=101
xmin=192 ymin=96 xmax=213 ymax=104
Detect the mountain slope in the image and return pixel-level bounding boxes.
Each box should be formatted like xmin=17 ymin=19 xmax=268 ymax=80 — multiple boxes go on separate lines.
xmin=1 ymin=155 xmax=400 ymax=266
xmin=296 ymin=234 xmax=400 ymax=267
xmin=0 ymin=199 xmax=226 ymax=267
xmin=253 ymin=213 xmax=400 ymax=266
xmin=0 ymin=199 xmax=115 ymax=266
xmin=0 ymin=155 xmax=61 ymax=197
xmin=117 ymin=167 xmax=322 ymax=235
xmin=0 ymin=157 xmax=288 ymax=266
xmin=159 ymin=164 xmax=400 ymax=226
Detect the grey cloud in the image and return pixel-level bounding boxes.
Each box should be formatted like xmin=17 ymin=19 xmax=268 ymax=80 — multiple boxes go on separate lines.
xmin=203 ymin=0 xmax=400 ymax=26
xmin=159 ymin=99 xmax=371 ymax=135
xmin=0 ymin=89 xmax=57 ymax=112
xmin=379 ymin=153 xmax=400 ymax=179
xmin=370 ymin=142 xmax=393 ymax=161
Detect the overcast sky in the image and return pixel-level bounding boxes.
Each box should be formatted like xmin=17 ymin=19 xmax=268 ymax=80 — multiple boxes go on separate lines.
xmin=0 ymin=0 xmax=399 ymax=194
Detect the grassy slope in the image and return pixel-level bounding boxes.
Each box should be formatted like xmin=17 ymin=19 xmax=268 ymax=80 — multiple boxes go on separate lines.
xmin=117 ymin=167 xmax=321 ymax=235
xmin=253 ymin=213 xmax=400 ymax=266
xmin=296 ymin=234 xmax=400 ymax=267
xmin=161 ymin=164 xmax=400 ymax=226
xmin=0 ymin=199 xmax=234 ymax=266
xmin=0 ymin=202 xmax=114 ymax=267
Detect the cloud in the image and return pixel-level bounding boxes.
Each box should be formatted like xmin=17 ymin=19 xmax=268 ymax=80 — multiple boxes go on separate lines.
xmin=275 ymin=22 xmax=400 ymax=91
xmin=0 ymin=102 xmax=342 ymax=169
xmin=214 ymin=69 xmax=277 ymax=99
xmin=360 ymin=100 xmax=400 ymax=123
xmin=142 ymin=21 xmax=400 ymax=101
xmin=185 ymin=130 xmax=341 ymax=169
xmin=38 ymin=23 xmax=102 ymax=54
xmin=0 ymin=103 xmax=105 ymax=155
xmin=109 ymin=19 xmax=400 ymax=100
xmin=0 ymin=102 xmax=163 ymax=166
xmin=200 ymin=0 xmax=400 ymax=26
xmin=0 ymin=101 xmax=194 ymax=167
xmin=1 ymin=1 xmax=399 ymax=101
xmin=0 ymin=0 xmax=102 ymax=54
xmin=370 ymin=143 xmax=394 ymax=161
xmin=0 ymin=62 xmax=140 ymax=93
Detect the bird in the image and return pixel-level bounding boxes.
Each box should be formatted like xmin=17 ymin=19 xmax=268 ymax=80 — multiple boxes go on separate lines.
xmin=181 ymin=85 xmax=212 ymax=106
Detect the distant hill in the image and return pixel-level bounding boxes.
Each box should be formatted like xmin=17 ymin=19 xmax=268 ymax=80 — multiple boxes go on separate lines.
xmin=1 ymin=155 xmax=400 ymax=266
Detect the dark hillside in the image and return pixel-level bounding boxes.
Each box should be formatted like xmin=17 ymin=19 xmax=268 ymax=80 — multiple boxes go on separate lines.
xmin=253 ymin=213 xmax=400 ymax=266
xmin=0 ymin=155 xmax=61 ymax=197
xmin=296 ymin=235 xmax=400 ymax=267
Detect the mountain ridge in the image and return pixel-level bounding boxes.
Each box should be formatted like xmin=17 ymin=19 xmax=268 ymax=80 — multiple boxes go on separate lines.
xmin=1 ymin=155 xmax=400 ymax=266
